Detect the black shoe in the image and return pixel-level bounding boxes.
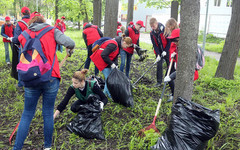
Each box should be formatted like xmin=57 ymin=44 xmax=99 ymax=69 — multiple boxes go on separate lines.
xmin=167 ymin=96 xmax=173 ymax=102
xmin=154 ymin=83 xmax=162 ymax=87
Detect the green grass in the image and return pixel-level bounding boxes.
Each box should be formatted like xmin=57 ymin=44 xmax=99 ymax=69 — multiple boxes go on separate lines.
xmin=198 ymin=31 xmax=224 ymax=44
xmin=0 ymin=29 xmax=239 ymax=149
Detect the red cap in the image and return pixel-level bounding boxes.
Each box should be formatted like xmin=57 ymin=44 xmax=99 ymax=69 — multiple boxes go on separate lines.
xmin=61 ymin=16 xmax=65 ymax=19
xmin=30 ymin=11 xmax=43 ymax=20
xmin=129 ymin=21 xmax=134 ymax=25
xmin=167 ymin=28 xmax=180 ymax=39
xmin=56 ymin=19 xmax=61 ymax=23
xmin=136 ymin=20 xmax=145 ymax=28
xmin=83 ymin=22 xmax=88 ymax=28
xmin=5 ymin=16 xmax=10 ymax=21
xmin=21 ymin=7 xmax=30 ymax=14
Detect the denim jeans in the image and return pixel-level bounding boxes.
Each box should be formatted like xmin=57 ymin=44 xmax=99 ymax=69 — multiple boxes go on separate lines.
xmin=102 ymin=68 xmax=112 ymax=98
xmin=56 ymin=44 xmax=63 ymax=53
xmin=120 ymin=49 xmax=132 ymax=78
xmin=13 ymin=78 xmax=60 ymax=150
xmin=4 ymin=42 xmax=12 ymax=63
xmin=84 ymin=44 xmax=99 ymax=76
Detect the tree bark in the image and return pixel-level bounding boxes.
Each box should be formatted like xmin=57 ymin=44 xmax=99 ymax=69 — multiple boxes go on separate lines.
xmin=127 ymin=0 xmax=134 ymax=25
xmin=55 ymin=0 xmax=59 ymax=20
xmin=173 ymin=0 xmax=200 ymax=104
xmin=171 ymin=0 xmax=179 ymax=21
xmin=93 ymin=0 xmax=102 ymax=28
xmin=215 ymin=0 xmax=240 ymax=80
xmin=104 ymin=0 xmax=119 ymax=37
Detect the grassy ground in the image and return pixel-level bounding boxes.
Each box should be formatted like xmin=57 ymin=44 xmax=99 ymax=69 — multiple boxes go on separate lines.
xmin=0 ymin=29 xmax=239 ymax=150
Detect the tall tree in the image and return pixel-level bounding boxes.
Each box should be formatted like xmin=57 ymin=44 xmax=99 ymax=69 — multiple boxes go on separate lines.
xmin=55 ymin=0 xmax=59 ymax=19
xmin=93 ymin=0 xmax=102 ymax=27
xmin=127 ymin=0 xmax=134 ymax=25
xmin=104 ymin=0 xmax=119 ymax=37
xmin=171 ymin=0 xmax=179 ymax=21
xmin=173 ymin=0 xmax=200 ymax=103
xmin=215 ymin=0 xmax=240 ymax=80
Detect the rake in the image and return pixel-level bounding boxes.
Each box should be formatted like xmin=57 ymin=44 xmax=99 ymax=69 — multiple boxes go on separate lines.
xmin=138 ymin=58 xmax=173 ymax=137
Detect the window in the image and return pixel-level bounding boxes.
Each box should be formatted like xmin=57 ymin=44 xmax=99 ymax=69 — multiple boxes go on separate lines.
xmin=214 ymin=0 xmax=221 ymax=6
xmin=226 ymin=0 xmax=232 ymax=7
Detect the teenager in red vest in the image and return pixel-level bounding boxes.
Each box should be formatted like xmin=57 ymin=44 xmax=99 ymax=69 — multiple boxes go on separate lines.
xmin=54 ymin=19 xmax=64 ymax=52
xmin=13 ymin=12 xmax=75 ymax=150
xmin=120 ymin=20 xmax=145 ymax=78
xmin=12 ymin=7 xmax=31 ymax=88
xmin=164 ymin=28 xmax=199 ymax=102
xmin=61 ymin=16 xmax=66 ymax=33
xmin=150 ymin=17 xmax=171 ymax=87
xmin=1 ymin=16 xmax=14 ymax=65
xmin=83 ymin=22 xmax=103 ymax=76
xmin=90 ymin=35 xmax=132 ymax=98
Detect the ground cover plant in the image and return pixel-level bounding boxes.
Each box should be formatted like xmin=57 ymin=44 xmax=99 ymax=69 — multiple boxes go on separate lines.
xmin=0 ymin=29 xmax=239 ymax=150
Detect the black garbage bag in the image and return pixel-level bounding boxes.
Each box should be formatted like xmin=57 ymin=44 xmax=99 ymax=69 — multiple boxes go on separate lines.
xmin=106 ymin=68 xmax=134 ymax=107
xmin=151 ymin=97 xmax=220 ymax=150
xmin=66 ymin=99 xmax=105 ymax=140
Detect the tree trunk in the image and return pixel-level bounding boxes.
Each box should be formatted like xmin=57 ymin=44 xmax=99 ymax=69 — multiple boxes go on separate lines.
xmin=171 ymin=0 xmax=179 ymax=21
xmin=93 ymin=0 xmax=102 ymax=27
xmin=127 ymin=0 xmax=134 ymax=25
xmin=173 ymin=0 xmax=200 ymax=104
xmin=13 ymin=0 xmax=16 ymax=19
xmin=104 ymin=0 xmax=119 ymax=37
xmin=55 ymin=0 xmax=59 ymax=20
xmin=215 ymin=0 xmax=240 ymax=80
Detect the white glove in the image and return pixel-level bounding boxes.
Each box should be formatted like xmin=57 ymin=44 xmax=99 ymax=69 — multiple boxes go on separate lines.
xmin=156 ymin=55 xmax=161 ymax=62
xmin=164 ymin=76 xmax=171 ymax=82
xmin=6 ymin=37 xmax=10 ymax=41
xmin=100 ymin=101 xmax=104 ymax=111
xmin=171 ymin=52 xmax=176 ymax=58
xmin=162 ymin=51 xmax=166 ymax=57
xmin=133 ymin=44 xmax=138 ymax=49
xmin=111 ymin=63 xmax=117 ymax=69
xmin=9 ymin=37 xmax=13 ymax=42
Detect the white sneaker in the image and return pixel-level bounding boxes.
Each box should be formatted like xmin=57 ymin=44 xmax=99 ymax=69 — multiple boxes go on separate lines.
xmin=7 ymin=62 xmax=10 ymax=65
xmin=44 ymin=148 xmax=51 ymax=150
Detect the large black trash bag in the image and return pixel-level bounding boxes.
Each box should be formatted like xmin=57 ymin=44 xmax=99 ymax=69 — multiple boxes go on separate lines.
xmin=66 ymin=99 xmax=105 ymax=140
xmin=106 ymin=68 xmax=134 ymax=107
xmin=151 ymin=97 xmax=220 ymax=150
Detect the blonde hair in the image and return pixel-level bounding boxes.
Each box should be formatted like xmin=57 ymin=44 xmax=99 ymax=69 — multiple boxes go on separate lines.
xmin=72 ymin=69 xmax=88 ymax=82
xmin=149 ymin=17 xmax=158 ymax=26
xmin=164 ymin=18 xmax=179 ymax=37
xmin=120 ymin=26 xmax=126 ymax=33
xmin=122 ymin=34 xmax=132 ymax=45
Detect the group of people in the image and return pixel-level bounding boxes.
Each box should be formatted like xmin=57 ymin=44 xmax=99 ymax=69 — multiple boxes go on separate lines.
xmin=54 ymin=16 xmax=66 ymax=52
xmin=3 ymin=5 xmax=200 ymax=150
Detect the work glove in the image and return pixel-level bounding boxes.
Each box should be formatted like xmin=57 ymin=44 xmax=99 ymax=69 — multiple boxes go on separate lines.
xmin=164 ymin=76 xmax=171 ymax=83
xmin=99 ymin=101 xmax=104 ymax=111
xmin=6 ymin=37 xmax=10 ymax=41
xmin=111 ymin=63 xmax=117 ymax=69
xmin=156 ymin=55 xmax=161 ymax=62
xmin=9 ymin=37 xmax=13 ymax=42
xmin=162 ymin=51 xmax=167 ymax=57
xmin=132 ymin=44 xmax=139 ymax=49
xmin=67 ymin=48 xmax=74 ymax=57
xmin=171 ymin=52 xmax=176 ymax=58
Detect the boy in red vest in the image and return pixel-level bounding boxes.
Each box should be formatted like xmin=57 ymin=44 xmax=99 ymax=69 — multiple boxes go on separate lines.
xmin=83 ymin=22 xmax=103 ymax=76
xmin=12 ymin=6 xmax=31 ymax=88
xmin=1 ymin=16 xmax=14 ymax=65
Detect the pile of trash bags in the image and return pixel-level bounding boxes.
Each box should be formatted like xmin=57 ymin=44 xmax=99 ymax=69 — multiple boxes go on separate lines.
xmin=151 ymin=97 xmax=220 ymax=150
xmin=66 ymin=99 xmax=105 ymax=140
xmin=107 ymin=68 xmax=134 ymax=107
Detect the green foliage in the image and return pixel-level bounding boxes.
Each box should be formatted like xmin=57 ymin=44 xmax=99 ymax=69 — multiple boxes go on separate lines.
xmin=138 ymin=0 xmax=180 ymax=9
xmin=0 ymin=0 xmax=14 ymax=14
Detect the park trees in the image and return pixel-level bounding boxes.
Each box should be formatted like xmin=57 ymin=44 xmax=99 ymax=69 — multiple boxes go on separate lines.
xmin=215 ymin=0 xmax=240 ymax=80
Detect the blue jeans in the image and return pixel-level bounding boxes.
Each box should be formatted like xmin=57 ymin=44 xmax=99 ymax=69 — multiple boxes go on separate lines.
xmin=4 ymin=42 xmax=12 ymax=63
xmin=102 ymin=68 xmax=112 ymax=98
xmin=56 ymin=44 xmax=63 ymax=53
xmin=120 ymin=49 xmax=132 ymax=78
xmin=13 ymin=78 xmax=60 ymax=150
xmin=84 ymin=45 xmax=99 ymax=76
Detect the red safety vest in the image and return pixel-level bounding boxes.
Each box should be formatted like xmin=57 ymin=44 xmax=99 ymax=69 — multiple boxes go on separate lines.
xmin=83 ymin=25 xmax=101 ymax=46
xmin=18 ymin=18 xmax=31 ymax=32
xmin=18 ymin=25 xmax=60 ymax=79
xmin=151 ymin=32 xmax=168 ymax=55
xmin=90 ymin=40 xmax=119 ymax=71
xmin=123 ymin=26 xmax=139 ymax=54
xmin=3 ymin=24 xmax=14 ymax=42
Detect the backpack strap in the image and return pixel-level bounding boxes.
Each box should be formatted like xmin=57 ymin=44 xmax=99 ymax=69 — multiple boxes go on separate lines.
xmin=36 ymin=26 xmax=54 ymax=39
xmin=18 ymin=20 xmax=29 ymax=28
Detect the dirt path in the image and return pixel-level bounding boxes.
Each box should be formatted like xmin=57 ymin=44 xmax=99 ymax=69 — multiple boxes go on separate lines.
xmin=140 ymin=33 xmax=240 ymax=65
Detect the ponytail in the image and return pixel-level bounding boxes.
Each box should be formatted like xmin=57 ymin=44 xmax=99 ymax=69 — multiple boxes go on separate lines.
xmin=72 ymin=69 xmax=88 ymax=82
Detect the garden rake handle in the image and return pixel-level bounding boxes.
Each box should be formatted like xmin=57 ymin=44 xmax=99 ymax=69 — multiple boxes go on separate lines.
xmin=153 ymin=58 xmax=174 ymax=122
xmin=133 ymin=59 xmax=159 ymax=86
xmin=59 ymin=48 xmax=73 ymax=68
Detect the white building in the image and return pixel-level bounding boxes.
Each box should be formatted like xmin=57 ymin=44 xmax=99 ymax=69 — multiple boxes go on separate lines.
xmin=119 ymin=0 xmax=232 ymax=38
